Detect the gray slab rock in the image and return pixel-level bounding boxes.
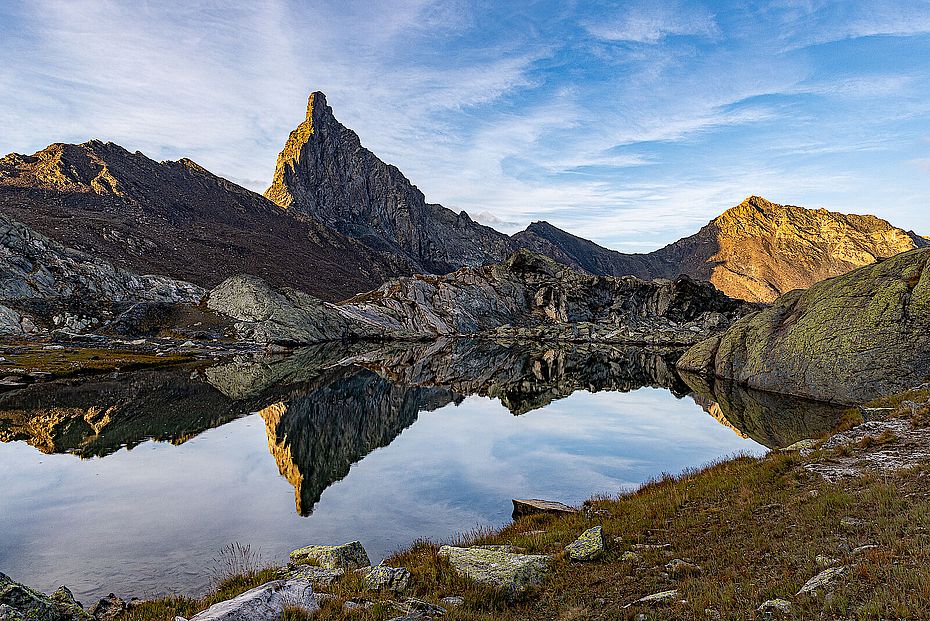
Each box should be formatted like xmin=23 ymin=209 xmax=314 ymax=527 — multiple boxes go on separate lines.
xmin=438 ymin=545 xmax=550 ymax=593
xmin=176 ymin=578 xmax=318 ymax=621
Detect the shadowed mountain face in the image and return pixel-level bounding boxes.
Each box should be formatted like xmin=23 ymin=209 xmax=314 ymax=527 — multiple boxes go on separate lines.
xmin=265 ymin=92 xmax=514 ymax=274
xmin=0 ymin=141 xmax=409 ymax=302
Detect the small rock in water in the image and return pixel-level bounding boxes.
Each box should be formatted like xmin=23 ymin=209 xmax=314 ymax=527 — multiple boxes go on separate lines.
xmin=364 ymin=564 xmax=411 ymax=593
xmin=290 ymin=541 xmax=371 ymax=569
xmin=565 ymin=525 xmax=606 ymax=561
xmin=511 ymin=498 xmax=577 ymax=518
xmin=91 ymin=593 xmax=127 ymax=621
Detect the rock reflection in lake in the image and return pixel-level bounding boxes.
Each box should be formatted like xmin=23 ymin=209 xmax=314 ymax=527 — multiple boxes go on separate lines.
xmin=0 ymin=339 xmax=849 ymax=600
xmin=680 ymin=371 xmax=849 ymax=449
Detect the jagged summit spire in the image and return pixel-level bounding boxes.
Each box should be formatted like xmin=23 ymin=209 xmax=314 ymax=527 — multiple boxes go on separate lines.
xmin=305 ymin=91 xmax=328 ymax=121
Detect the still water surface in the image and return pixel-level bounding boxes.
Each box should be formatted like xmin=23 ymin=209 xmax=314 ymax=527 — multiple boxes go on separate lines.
xmin=0 ymin=341 xmax=842 ymax=602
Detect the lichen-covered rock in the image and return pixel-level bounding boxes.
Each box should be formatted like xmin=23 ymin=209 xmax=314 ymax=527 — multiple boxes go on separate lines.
xmin=286 ymin=565 xmax=345 ymax=588
xmin=177 ymin=578 xmax=318 ymax=621
xmin=625 ymin=589 xmax=679 ymax=607
xmin=565 ymin=526 xmax=605 ymax=561
xmin=438 ymin=545 xmax=550 ymax=593
xmin=757 ymin=599 xmax=792 ymax=616
xmin=207 ymin=275 xmax=362 ymax=345
xmin=796 ymin=566 xmax=847 ymax=596
xmin=363 ymin=565 xmax=411 ymax=593
xmin=290 ymin=541 xmax=371 ymax=569
xmin=679 ymin=248 xmax=930 ymax=403
xmin=0 ymin=574 xmax=91 ymax=621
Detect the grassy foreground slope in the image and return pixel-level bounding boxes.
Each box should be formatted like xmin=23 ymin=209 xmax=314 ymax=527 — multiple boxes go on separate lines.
xmin=123 ymin=389 xmax=930 ymax=620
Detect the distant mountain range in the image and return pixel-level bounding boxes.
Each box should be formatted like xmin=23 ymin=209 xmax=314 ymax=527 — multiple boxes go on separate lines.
xmin=1 ymin=90 xmax=925 ymax=305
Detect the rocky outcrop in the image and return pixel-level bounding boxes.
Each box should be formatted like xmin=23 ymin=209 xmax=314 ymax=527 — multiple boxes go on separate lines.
xmin=202 ymin=250 xmax=752 ymax=347
xmin=0 ymin=140 xmax=407 ymax=302
xmin=0 ymin=212 xmax=204 ymax=335
xmin=206 ymin=275 xmax=357 ymax=345
xmin=0 ymin=573 xmax=91 ymax=621
xmin=678 ymin=248 xmax=930 ymax=403
xmin=335 ymin=250 xmax=752 ymax=344
xmin=265 ymin=92 xmax=514 ymax=273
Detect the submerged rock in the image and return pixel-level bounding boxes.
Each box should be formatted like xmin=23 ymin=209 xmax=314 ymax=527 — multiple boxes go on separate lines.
xmin=565 ymin=526 xmax=606 ymax=561
xmin=0 ymin=574 xmax=91 ymax=621
xmin=438 ymin=545 xmax=550 ymax=593
xmin=178 ymin=579 xmax=318 ymax=621
xmin=290 ymin=541 xmax=371 ymax=569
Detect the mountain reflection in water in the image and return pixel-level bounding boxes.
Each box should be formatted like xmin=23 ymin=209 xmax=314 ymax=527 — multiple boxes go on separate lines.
xmin=0 ymin=339 xmax=847 ymax=517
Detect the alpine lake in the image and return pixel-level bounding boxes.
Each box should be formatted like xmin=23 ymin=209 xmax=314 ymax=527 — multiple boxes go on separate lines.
xmin=0 ymin=339 xmax=848 ymax=602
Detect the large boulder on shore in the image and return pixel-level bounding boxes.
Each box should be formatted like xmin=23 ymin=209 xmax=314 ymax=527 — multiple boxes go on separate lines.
xmin=178 ymin=578 xmax=318 ymax=621
xmin=677 ymin=248 xmax=930 ymax=403
xmin=207 ymin=275 xmax=359 ymax=345
xmin=289 ymin=541 xmax=371 ymax=569
xmin=438 ymin=545 xmax=550 ymax=593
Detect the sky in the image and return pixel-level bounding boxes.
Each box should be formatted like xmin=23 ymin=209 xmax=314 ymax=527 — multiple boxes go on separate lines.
xmin=1 ymin=0 xmax=929 ymax=251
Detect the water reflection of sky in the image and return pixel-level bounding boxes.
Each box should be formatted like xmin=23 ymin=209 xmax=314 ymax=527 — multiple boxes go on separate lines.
xmin=0 ymin=387 xmax=763 ymax=602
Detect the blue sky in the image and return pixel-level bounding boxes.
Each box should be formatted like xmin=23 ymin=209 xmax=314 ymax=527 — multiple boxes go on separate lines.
xmin=1 ymin=0 xmax=929 ymax=251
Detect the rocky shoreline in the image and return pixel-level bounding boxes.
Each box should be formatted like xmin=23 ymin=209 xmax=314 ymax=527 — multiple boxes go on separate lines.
xmin=4 ymin=385 xmax=929 ymax=620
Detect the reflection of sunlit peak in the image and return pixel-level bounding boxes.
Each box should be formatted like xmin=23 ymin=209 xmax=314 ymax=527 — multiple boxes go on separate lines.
xmin=258 ymin=401 xmax=306 ymax=515
xmin=691 ymin=395 xmax=749 ymax=439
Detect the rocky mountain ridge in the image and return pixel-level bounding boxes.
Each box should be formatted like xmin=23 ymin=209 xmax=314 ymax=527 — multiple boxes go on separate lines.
xmin=0 ymin=140 xmax=408 ymax=302
xmin=263 ymin=92 xmax=925 ymax=302
xmin=207 ymin=249 xmax=755 ymax=347
xmin=265 ymin=92 xmax=514 ymax=273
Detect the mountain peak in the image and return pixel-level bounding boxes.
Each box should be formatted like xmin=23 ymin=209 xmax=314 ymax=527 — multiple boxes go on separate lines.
xmin=306 ymin=91 xmax=329 ymax=121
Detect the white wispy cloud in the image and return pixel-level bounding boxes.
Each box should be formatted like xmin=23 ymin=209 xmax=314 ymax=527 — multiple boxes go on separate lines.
xmin=0 ymin=0 xmax=928 ymax=249
xmin=586 ymin=1 xmax=720 ymax=43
